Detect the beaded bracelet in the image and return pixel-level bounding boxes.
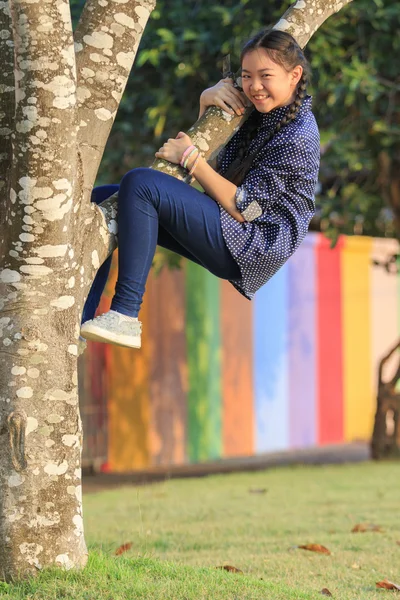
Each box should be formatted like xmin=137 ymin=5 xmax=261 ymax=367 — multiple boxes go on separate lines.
xmin=180 ymin=145 xmax=196 ymax=167
xmin=188 ymin=151 xmax=201 ymax=176
xmin=183 ymin=147 xmax=198 ymax=170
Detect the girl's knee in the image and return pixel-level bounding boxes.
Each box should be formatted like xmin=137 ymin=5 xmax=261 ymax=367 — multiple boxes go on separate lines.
xmin=120 ymin=167 xmax=165 ymax=207
xmin=120 ymin=167 xmax=153 ymax=189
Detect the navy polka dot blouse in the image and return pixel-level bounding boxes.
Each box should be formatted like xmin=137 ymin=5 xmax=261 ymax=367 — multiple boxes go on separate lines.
xmin=217 ymin=94 xmax=320 ymax=300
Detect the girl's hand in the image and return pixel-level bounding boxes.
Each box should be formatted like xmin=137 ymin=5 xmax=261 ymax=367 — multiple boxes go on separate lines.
xmin=155 ymin=132 xmax=193 ymax=164
xmin=200 ymin=78 xmax=248 ymax=116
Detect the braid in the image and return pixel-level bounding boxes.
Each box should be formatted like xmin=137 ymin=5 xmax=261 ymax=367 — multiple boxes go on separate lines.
xmin=273 ymin=75 xmax=307 ymax=137
xmin=223 ymin=75 xmax=308 ymax=186
xmin=219 ymin=110 xmax=260 ymax=183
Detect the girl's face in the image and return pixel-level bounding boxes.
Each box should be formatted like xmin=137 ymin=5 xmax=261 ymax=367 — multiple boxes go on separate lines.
xmin=241 ymin=48 xmax=303 ymax=113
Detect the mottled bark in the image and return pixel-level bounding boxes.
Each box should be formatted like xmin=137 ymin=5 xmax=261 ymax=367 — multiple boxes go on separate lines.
xmin=0 ymin=0 xmax=14 ymax=230
xmin=73 ymin=0 xmax=155 ymax=202
xmin=0 ymin=0 xmax=89 ymax=581
xmin=0 ymin=0 xmax=155 ymax=583
xmin=73 ymin=0 xmax=155 ymax=265
xmin=274 ymin=0 xmax=353 ymax=48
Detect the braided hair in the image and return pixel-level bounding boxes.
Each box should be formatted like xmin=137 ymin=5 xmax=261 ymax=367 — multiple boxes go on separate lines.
xmin=221 ymin=29 xmax=311 ymax=186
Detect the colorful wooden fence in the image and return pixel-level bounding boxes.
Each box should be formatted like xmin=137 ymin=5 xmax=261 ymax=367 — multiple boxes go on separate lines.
xmin=80 ymin=233 xmax=400 ymax=473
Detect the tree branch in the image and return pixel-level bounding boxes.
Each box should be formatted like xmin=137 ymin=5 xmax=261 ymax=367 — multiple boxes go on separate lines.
xmin=73 ymin=0 xmax=156 ymax=202
xmin=274 ymin=0 xmax=354 ymax=49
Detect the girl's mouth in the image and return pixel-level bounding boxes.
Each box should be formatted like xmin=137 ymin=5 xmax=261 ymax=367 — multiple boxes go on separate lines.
xmin=252 ymin=95 xmax=269 ymax=103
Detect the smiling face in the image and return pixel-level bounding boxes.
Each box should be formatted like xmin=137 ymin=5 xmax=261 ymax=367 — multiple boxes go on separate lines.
xmin=241 ymin=48 xmax=303 ymax=113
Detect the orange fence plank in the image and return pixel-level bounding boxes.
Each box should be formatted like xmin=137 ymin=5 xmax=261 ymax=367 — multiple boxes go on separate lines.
xmin=146 ymin=266 xmax=188 ymax=466
xmin=103 ymin=252 xmax=151 ymax=472
xmin=221 ymin=280 xmax=254 ymax=457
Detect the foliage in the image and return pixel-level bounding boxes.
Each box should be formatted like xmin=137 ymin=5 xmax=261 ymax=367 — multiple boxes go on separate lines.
xmin=70 ymin=0 xmax=400 ymax=240
xmin=307 ymin=0 xmax=400 ymax=240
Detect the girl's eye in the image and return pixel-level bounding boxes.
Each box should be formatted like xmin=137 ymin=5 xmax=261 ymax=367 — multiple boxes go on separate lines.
xmin=262 ymin=74 xmax=270 ymax=78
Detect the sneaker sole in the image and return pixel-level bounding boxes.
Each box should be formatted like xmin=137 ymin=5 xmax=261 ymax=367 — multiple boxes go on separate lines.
xmin=80 ymin=324 xmax=141 ymax=349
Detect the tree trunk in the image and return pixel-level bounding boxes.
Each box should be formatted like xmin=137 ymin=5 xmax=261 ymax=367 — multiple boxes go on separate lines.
xmin=0 ymin=0 xmax=154 ymax=582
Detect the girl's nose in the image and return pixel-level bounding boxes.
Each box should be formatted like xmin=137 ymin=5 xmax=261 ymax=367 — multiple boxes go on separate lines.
xmin=251 ymin=79 xmax=264 ymax=92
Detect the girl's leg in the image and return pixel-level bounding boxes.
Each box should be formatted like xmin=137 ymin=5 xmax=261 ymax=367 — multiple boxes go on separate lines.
xmin=81 ymin=184 xmax=120 ymax=323
xmin=81 ymin=180 xmax=210 ymax=324
xmin=110 ymin=167 xmax=240 ymax=317
xmin=80 ymin=167 xmax=241 ymax=347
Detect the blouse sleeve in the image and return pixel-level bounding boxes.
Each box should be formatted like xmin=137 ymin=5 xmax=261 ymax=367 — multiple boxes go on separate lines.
xmin=235 ymin=138 xmax=313 ymax=223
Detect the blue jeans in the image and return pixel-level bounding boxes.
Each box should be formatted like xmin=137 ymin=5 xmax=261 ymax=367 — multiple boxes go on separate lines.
xmin=82 ymin=167 xmax=240 ymax=320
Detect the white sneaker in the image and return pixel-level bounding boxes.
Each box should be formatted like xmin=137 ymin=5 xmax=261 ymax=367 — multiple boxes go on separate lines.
xmin=80 ymin=310 xmax=142 ymax=349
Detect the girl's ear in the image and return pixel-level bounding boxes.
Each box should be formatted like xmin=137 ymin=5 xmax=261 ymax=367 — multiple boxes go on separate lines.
xmin=292 ymin=65 xmax=303 ymax=86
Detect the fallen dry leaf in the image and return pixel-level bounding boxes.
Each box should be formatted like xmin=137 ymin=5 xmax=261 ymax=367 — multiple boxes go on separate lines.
xmin=320 ymin=589 xmax=333 ymax=597
xmin=351 ymin=563 xmax=361 ymax=570
xmin=115 ymin=542 xmax=132 ymax=556
xmin=298 ymin=544 xmax=331 ymax=555
xmin=376 ymin=580 xmax=400 ymax=591
xmin=351 ymin=523 xmax=382 ymax=533
xmin=248 ymin=488 xmax=267 ymax=494
xmin=216 ymin=565 xmax=243 ymax=574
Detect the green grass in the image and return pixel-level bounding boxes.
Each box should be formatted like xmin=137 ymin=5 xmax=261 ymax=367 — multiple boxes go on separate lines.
xmin=2 ymin=462 xmax=400 ymax=599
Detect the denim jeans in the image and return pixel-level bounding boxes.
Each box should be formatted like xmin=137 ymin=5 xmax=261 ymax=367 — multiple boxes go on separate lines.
xmin=82 ymin=167 xmax=241 ymax=321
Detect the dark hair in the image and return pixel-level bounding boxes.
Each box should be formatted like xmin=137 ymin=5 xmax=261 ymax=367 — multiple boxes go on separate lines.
xmin=222 ymin=29 xmax=311 ymax=186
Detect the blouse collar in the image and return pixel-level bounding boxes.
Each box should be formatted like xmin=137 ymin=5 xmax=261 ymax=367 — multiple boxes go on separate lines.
xmin=257 ymin=94 xmax=313 ymax=130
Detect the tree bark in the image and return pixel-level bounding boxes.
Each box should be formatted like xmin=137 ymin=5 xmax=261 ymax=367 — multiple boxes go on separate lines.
xmin=0 ymin=0 xmax=86 ymax=580
xmin=0 ymin=0 xmax=14 ymax=231
xmin=0 ymin=0 xmax=155 ymax=582
xmin=73 ymin=0 xmax=155 ymax=201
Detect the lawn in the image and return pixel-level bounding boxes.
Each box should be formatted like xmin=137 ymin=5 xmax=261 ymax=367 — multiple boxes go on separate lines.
xmin=2 ymin=461 xmax=400 ymax=599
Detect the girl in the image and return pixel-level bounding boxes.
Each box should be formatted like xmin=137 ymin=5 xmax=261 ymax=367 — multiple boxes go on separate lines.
xmin=80 ymin=29 xmax=320 ymax=349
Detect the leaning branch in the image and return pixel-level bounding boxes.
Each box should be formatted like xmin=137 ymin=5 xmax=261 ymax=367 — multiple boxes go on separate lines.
xmin=73 ymin=0 xmax=156 ymax=202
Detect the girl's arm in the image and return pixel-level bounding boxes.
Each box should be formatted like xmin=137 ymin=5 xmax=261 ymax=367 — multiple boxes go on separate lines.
xmin=187 ymin=154 xmax=245 ymax=223
xmin=155 ymin=132 xmax=245 ymax=223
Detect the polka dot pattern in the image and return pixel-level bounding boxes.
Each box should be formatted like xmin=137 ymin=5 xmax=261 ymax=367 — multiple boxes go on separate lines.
xmin=216 ymin=94 xmax=320 ymax=300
